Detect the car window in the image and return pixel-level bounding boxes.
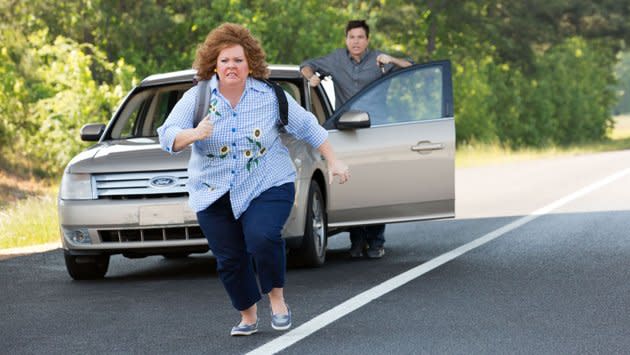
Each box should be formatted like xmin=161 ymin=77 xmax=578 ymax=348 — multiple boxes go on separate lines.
xmin=148 ymin=87 xmax=186 ymax=136
xmin=276 ymin=79 xmax=331 ymax=125
xmin=321 ymin=79 xmax=335 ymax=110
xmin=310 ymin=87 xmax=329 ymax=125
xmin=114 ymin=90 xmax=153 ymax=139
xmin=277 ymin=81 xmax=300 ymax=103
xmin=112 ymin=80 xmax=306 ymax=139
xmin=276 ymin=79 xmax=330 ymax=124
xmin=111 ymin=85 xmax=190 ymax=139
xmin=347 ymin=66 xmax=444 ymax=126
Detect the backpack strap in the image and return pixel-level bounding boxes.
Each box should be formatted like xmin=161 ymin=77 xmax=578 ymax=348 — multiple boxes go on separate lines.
xmin=261 ymin=79 xmax=288 ymax=126
xmin=193 ymin=79 xmax=211 ymax=128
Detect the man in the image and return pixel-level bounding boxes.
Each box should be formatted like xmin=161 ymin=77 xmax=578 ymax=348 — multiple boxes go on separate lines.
xmin=300 ymin=20 xmax=412 ymax=259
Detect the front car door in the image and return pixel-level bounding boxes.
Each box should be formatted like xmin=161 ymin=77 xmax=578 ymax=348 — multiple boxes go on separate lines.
xmin=325 ymin=60 xmax=455 ymax=227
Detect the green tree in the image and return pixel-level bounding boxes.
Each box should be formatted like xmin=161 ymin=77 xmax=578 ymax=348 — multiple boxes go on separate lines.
xmin=613 ymin=51 xmax=630 ymax=114
xmin=0 ymin=26 xmax=135 ymax=175
xmin=0 ymin=25 xmax=35 ymax=158
xmin=0 ymin=0 xmax=627 ymax=176
xmin=539 ymin=38 xmax=616 ymax=145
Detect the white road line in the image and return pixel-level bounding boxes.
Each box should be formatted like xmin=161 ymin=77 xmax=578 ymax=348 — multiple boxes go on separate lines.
xmin=247 ymin=167 xmax=630 ymax=355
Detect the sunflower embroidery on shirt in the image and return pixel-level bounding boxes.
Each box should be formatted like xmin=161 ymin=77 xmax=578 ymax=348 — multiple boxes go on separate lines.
xmin=208 ymin=98 xmax=221 ymax=117
xmin=245 ymin=128 xmax=266 ymax=171
xmin=218 ymin=145 xmax=229 ymax=158
xmin=206 ymin=145 xmax=229 ymax=159
xmin=201 ymin=182 xmax=216 ymax=192
xmin=203 ymin=98 xmax=225 ymax=160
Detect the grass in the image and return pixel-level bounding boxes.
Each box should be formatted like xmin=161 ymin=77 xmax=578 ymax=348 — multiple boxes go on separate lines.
xmin=0 ymin=161 xmax=60 ymax=249
xmin=456 ymin=115 xmax=630 ymax=167
xmin=1 ymin=116 xmax=630 ymax=250
xmin=0 ymin=192 xmax=59 ymax=249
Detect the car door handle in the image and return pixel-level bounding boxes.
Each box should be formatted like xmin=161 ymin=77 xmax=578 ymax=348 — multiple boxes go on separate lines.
xmin=411 ymin=141 xmax=445 ymax=153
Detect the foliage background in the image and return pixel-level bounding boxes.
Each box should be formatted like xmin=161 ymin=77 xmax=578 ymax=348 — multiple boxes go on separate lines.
xmin=1 ymin=0 xmax=630 ymax=176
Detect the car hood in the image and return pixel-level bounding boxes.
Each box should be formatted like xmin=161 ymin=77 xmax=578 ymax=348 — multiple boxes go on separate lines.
xmin=67 ymin=138 xmax=190 ymax=174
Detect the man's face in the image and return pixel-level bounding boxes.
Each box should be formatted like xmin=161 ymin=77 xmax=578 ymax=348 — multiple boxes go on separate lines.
xmin=345 ymin=27 xmax=369 ymax=58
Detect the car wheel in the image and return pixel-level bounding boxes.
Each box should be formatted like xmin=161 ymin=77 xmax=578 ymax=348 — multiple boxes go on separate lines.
xmin=292 ymin=180 xmax=327 ymax=267
xmin=64 ymin=251 xmax=109 ymax=280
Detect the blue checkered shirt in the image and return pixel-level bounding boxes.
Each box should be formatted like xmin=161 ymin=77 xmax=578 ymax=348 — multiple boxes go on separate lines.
xmin=157 ymin=75 xmax=328 ymax=218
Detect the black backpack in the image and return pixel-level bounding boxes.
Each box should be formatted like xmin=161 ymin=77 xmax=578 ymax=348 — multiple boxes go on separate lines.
xmin=193 ymin=78 xmax=288 ymax=128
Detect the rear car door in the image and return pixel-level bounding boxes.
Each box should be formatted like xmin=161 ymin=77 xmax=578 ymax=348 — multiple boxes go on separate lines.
xmin=325 ymin=60 xmax=455 ymax=227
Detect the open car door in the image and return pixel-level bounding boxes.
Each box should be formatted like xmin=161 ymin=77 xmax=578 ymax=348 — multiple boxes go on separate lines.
xmin=325 ymin=60 xmax=455 ymax=227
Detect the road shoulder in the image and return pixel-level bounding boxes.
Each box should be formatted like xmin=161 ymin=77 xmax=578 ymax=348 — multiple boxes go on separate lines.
xmin=0 ymin=242 xmax=61 ymax=261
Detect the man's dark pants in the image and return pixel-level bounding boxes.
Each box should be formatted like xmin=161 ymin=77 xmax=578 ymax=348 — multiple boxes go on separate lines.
xmin=349 ymin=224 xmax=386 ymax=250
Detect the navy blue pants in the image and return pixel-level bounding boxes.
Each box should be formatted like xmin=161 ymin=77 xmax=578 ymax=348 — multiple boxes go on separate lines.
xmin=196 ymin=183 xmax=295 ymax=311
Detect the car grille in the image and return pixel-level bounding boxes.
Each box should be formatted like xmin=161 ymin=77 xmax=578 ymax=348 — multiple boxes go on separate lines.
xmin=94 ymin=170 xmax=188 ymax=199
xmin=99 ymin=226 xmax=205 ymax=243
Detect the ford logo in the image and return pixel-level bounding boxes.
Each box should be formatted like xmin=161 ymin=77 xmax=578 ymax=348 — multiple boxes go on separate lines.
xmin=149 ymin=176 xmax=177 ymax=188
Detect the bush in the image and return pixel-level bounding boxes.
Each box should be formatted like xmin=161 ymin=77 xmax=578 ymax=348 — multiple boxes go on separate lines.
xmin=0 ymin=28 xmax=136 ymax=176
xmin=535 ymin=38 xmax=616 ymax=145
xmin=453 ymin=37 xmax=616 ymax=149
xmin=452 ymin=56 xmax=499 ymax=144
xmin=0 ymin=31 xmax=30 ymax=151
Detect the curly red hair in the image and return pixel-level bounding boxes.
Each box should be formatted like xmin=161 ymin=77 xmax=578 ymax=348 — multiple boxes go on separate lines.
xmin=193 ymin=23 xmax=269 ymax=80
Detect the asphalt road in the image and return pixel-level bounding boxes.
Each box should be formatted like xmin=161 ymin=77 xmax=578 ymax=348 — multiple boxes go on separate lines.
xmin=2 ymin=150 xmax=629 ymax=354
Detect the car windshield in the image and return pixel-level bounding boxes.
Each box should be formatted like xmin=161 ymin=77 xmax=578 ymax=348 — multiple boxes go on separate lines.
xmin=108 ymin=79 xmax=310 ymax=139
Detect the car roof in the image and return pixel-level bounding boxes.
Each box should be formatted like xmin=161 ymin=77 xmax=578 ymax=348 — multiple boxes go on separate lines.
xmin=139 ymin=64 xmax=301 ymax=87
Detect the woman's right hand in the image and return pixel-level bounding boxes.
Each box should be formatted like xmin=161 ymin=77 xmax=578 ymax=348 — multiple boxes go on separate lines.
xmin=171 ymin=115 xmax=214 ymax=152
xmin=195 ymin=115 xmax=214 ymax=141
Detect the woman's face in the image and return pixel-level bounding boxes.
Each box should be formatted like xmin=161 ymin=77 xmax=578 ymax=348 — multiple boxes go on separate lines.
xmin=216 ymin=45 xmax=249 ymax=87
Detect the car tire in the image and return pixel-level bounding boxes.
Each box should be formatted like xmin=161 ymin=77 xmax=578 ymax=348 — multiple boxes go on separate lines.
xmin=291 ymin=180 xmax=327 ymax=267
xmin=64 ymin=251 xmax=109 ymax=280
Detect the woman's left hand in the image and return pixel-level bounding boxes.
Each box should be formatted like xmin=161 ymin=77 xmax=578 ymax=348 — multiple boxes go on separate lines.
xmin=328 ymin=160 xmax=350 ymax=184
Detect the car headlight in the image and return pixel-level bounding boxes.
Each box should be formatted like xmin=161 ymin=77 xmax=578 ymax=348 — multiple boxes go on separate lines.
xmin=59 ymin=173 xmax=95 ymax=200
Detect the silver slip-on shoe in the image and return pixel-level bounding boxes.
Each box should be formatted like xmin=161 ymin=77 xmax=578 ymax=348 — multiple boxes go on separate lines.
xmin=230 ymin=320 xmax=258 ymax=336
xmin=366 ymin=247 xmax=385 ymax=259
xmin=271 ymin=305 xmax=292 ymax=331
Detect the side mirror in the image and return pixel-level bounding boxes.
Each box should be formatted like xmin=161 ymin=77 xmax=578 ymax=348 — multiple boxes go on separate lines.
xmin=336 ymin=110 xmax=371 ymax=130
xmin=80 ymin=123 xmax=106 ymax=142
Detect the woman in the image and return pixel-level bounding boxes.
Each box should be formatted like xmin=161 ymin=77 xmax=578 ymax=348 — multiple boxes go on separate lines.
xmin=157 ymin=23 xmax=349 ymax=336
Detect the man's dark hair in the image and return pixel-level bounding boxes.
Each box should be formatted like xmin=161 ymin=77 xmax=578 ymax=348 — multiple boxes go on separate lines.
xmin=345 ymin=20 xmax=369 ymax=38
